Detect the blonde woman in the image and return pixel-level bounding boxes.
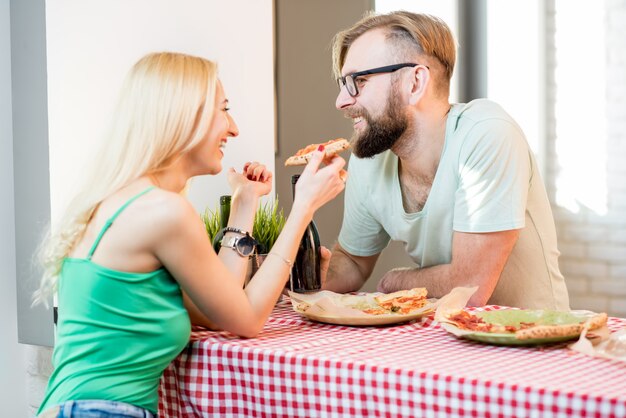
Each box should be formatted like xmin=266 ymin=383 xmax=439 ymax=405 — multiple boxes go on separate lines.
xmin=35 ymin=52 xmax=345 ymax=418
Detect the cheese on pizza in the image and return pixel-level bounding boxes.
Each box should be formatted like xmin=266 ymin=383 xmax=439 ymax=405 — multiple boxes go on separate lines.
xmin=359 ymin=288 xmax=428 ymax=316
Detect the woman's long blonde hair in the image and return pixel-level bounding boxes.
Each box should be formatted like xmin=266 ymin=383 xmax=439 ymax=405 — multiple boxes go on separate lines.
xmin=33 ymin=52 xmax=218 ymax=306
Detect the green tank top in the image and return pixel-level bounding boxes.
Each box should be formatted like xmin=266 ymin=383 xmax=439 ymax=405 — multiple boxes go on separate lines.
xmin=38 ymin=187 xmax=191 ymax=414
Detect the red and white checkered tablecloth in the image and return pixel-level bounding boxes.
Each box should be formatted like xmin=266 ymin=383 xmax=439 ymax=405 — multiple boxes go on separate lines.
xmin=159 ymin=299 xmax=626 ymax=418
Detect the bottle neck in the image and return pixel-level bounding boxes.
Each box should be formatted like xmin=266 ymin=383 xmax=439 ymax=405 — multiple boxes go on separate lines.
xmin=219 ymin=195 xmax=231 ymax=229
xmin=291 ymin=174 xmax=300 ymax=201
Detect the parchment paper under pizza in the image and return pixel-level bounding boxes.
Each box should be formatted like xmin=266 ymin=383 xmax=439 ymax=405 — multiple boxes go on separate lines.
xmin=288 ymin=288 xmax=437 ymax=326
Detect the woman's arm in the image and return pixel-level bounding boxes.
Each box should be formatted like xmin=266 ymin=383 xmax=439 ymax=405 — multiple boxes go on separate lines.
xmin=214 ymin=162 xmax=272 ymax=288
xmin=155 ymin=151 xmax=345 ymax=337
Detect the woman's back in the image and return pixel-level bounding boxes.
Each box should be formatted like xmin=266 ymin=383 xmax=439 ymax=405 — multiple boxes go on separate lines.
xmin=38 ymin=186 xmax=191 ymax=414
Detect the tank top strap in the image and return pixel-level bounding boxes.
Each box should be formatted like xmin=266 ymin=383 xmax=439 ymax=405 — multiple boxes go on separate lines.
xmin=86 ymin=186 xmax=156 ymax=260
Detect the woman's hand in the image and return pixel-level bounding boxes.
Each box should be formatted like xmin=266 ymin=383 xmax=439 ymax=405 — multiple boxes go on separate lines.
xmin=227 ymin=161 xmax=273 ymax=199
xmin=293 ymin=147 xmax=346 ymax=214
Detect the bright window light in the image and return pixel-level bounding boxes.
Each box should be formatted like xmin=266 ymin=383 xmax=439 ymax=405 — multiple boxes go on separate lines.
xmin=487 ymin=1 xmax=543 ymax=173
xmin=554 ymin=0 xmax=607 ymax=215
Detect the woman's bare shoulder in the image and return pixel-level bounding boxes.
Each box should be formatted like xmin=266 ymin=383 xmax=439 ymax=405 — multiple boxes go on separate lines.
xmin=133 ymin=189 xmax=210 ymax=262
xmin=139 ymin=188 xmax=199 ymax=231
xmin=103 ymin=187 xmax=200 ymax=244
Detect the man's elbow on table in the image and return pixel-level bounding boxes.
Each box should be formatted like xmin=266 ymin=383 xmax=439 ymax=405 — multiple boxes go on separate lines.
xmin=467 ymin=293 xmax=491 ymax=307
xmin=323 ymin=244 xmax=378 ymax=293
xmin=465 ymin=284 xmax=496 ymax=307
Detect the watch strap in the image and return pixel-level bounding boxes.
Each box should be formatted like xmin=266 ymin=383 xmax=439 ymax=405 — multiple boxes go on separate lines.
xmin=223 ymin=226 xmax=254 ymax=238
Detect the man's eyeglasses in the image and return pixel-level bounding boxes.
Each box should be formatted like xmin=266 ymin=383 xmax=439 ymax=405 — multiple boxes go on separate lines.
xmin=337 ymin=63 xmax=425 ymax=97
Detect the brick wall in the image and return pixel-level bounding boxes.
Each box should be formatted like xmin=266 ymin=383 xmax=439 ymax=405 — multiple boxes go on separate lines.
xmin=603 ymin=0 xmax=626 ymax=315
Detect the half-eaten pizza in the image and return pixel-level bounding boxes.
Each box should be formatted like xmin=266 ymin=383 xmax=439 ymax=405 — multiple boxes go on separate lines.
xmin=443 ymin=309 xmax=607 ymax=340
xmin=284 ymin=138 xmax=351 ymax=166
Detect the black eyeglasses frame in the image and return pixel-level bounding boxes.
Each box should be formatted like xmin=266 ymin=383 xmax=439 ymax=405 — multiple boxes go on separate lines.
xmin=337 ymin=63 xmax=426 ymax=97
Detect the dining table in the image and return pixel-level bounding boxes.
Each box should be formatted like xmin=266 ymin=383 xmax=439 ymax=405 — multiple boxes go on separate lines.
xmin=158 ymin=297 xmax=626 ymax=418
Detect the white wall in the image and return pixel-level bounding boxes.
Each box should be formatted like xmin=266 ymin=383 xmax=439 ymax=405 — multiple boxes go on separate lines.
xmin=24 ymin=0 xmax=275 ymax=413
xmin=0 ymin=0 xmax=28 ymax=415
xmin=45 ymin=0 xmax=276 ymax=223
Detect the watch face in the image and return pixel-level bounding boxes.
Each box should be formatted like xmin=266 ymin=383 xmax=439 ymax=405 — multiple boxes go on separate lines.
xmin=236 ymin=235 xmax=256 ymax=257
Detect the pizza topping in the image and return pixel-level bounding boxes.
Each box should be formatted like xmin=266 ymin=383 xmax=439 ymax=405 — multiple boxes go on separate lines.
xmin=447 ymin=310 xmax=495 ymax=332
xmin=295 ymin=139 xmax=339 ymax=156
xmin=446 ymin=311 xmax=542 ymax=333
xmin=285 ymin=138 xmax=351 ymax=166
xmin=376 ymin=295 xmax=428 ymax=314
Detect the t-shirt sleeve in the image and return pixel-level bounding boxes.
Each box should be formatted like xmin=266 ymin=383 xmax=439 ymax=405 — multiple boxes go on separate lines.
xmin=338 ymin=158 xmax=390 ymax=256
xmin=453 ymin=119 xmax=531 ymax=232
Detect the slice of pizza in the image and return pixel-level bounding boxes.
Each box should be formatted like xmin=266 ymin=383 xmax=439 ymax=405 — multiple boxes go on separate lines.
xmin=374 ymin=288 xmax=429 ymax=314
xmin=284 ymin=138 xmax=351 ymax=166
xmin=354 ymin=288 xmax=429 ymax=316
xmin=445 ymin=309 xmax=608 ymax=340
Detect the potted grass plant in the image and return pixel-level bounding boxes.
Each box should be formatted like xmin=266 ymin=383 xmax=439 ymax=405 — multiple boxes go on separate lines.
xmin=250 ymin=199 xmax=286 ymax=280
xmin=252 ymin=199 xmax=286 ymax=255
xmin=201 ymin=197 xmax=287 ymax=282
xmin=201 ymin=206 xmax=222 ymax=245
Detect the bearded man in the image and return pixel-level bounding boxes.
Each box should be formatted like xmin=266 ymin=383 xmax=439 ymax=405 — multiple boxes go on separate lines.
xmin=322 ymin=11 xmax=570 ymax=309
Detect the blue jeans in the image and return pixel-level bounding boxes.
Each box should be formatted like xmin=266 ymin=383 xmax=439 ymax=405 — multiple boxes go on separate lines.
xmin=39 ymin=400 xmax=155 ymax=418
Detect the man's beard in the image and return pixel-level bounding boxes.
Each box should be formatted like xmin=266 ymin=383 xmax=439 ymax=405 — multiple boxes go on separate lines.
xmin=350 ymin=92 xmax=409 ymax=159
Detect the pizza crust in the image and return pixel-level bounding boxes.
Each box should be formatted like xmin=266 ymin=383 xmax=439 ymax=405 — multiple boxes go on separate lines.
xmin=516 ymin=312 xmax=607 ymax=340
xmin=375 ymin=288 xmax=428 ymax=304
xmin=284 ymin=138 xmax=351 ymax=166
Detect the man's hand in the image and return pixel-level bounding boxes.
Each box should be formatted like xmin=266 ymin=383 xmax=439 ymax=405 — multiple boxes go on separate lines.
xmin=320 ymin=245 xmax=332 ymax=288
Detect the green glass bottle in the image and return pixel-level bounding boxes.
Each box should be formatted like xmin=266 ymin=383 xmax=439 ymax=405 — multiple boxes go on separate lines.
xmin=290 ymin=175 xmax=321 ymax=293
xmin=212 ymin=195 xmax=231 ymax=252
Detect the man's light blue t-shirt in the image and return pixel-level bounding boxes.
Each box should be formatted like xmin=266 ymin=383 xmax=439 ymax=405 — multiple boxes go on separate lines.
xmin=339 ymin=99 xmax=569 ymax=310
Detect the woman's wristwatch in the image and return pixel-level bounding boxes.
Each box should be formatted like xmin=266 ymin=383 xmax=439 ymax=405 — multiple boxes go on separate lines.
xmin=221 ymin=227 xmax=258 ymax=257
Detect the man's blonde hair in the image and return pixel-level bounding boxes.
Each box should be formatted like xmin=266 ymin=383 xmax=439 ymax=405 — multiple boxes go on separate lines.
xmin=332 ymin=11 xmax=456 ymax=95
xmin=33 ymin=52 xmax=218 ymax=306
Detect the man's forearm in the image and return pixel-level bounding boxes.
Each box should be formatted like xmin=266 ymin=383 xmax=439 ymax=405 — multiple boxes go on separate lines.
xmin=325 ymin=259 xmax=366 ymax=293
xmin=379 ymin=264 xmax=493 ymax=306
